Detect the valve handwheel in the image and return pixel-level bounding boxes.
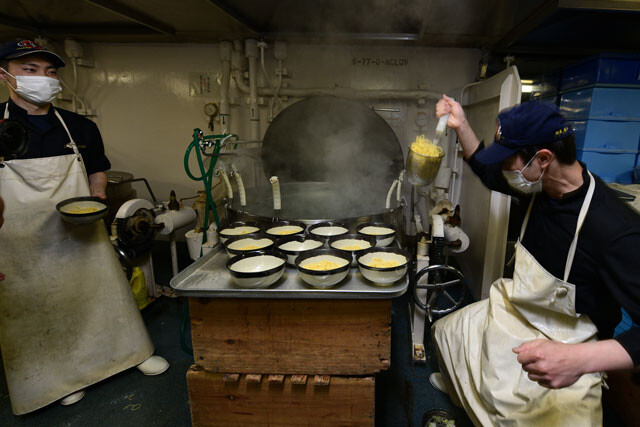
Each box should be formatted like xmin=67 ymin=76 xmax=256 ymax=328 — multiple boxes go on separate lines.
xmin=412 ymin=264 xmax=466 ymax=322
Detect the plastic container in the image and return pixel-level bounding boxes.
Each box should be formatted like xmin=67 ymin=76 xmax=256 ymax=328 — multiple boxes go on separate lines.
xmin=532 ymin=70 xmax=562 ymax=98
xmin=560 ymin=53 xmax=640 ymax=92
xmin=614 ymin=308 xmax=638 ymax=337
xmin=559 ymin=87 xmax=640 ymax=120
xmin=129 ymin=267 xmax=149 ymax=310
xmin=532 ymin=95 xmax=559 ymax=107
xmin=567 ymin=119 xmax=640 ymax=153
xmin=577 ymin=149 xmax=637 ymax=184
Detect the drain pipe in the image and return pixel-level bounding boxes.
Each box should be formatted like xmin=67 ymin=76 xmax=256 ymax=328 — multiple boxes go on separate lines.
xmin=245 ymin=39 xmax=260 ymax=141
xmin=219 ymin=41 xmax=232 ymax=132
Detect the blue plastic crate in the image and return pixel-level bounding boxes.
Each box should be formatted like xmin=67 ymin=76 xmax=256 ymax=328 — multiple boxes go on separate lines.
xmin=614 ymin=308 xmax=638 ymax=337
xmin=560 ymin=53 xmax=640 ymax=92
xmin=532 ymin=70 xmax=562 ymax=98
xmin=559 ymin=87 xmax=640 ymax=120
xmin=577 ymin=149 xmax=637 ymax=183
xmin=532 ymin=95 xmax=559 ymax=107
xmin=567 ymin=119 xmax=640 ymax=152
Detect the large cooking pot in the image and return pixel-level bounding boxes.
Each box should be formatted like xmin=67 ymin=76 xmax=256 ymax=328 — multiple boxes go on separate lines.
xmin=226 ymin=96 xmax=405 ymax=240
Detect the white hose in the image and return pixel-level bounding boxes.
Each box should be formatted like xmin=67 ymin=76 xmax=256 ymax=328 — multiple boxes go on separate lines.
xmin=218 ymin=168 xmax=233 ymax=199
xmin=270 ymin=176 xmax=281 ymax=210
xmin=386 ymin=179 xmax=398 ymax=209
xmin=397 ymin=170 xmax=404 ymax=203
xmin=232 ymin=166 xmax=246 ymax=206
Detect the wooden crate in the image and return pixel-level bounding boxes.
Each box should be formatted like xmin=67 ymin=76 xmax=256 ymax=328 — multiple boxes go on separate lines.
xmin=189 ymin=298 xmax=391 ymax=375
xmin=187 ymin=366 xmax=375 ymax=427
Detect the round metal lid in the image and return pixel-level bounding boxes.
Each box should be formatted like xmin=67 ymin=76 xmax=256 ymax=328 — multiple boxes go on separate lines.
xmin=261 ymin=96 xmax=403 ymax=186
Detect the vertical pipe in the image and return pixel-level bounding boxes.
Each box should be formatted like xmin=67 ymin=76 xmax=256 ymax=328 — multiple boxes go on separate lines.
xmin=245 ymin=39 xmax=260 ymax=141
xmin=170 ymin=232 xmax=179 ymax=277
xmin=219 ymin=41 xmax=233 ymax=132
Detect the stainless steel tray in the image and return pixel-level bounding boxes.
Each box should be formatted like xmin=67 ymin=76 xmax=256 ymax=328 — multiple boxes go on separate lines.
xmin=170 ymin=244 xmax=408 ymax=299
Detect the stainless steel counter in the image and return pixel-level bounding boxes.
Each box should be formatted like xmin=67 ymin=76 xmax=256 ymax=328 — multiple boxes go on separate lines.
xmin=170 ymin=244 xmax=408 ymax=299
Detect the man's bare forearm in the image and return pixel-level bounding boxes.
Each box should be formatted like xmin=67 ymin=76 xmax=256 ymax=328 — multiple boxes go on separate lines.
xmin=88 ymin=171 xmax=107 ymax=199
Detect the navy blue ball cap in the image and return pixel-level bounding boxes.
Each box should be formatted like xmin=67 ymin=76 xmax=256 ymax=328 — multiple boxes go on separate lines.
xmin=475 ymin=101 xmax=573 ymax=164
xmin=0 ymin=39 xmax=65 ymax=68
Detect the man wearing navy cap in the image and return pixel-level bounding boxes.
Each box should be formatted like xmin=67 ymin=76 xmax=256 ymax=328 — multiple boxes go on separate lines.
xmin=0 ymin=39 xmax=110 ymax=196
xmin=0 ymin=40 xmax=168 ymax=416
xmin=429 ymin=95 xmax=640 ymax=425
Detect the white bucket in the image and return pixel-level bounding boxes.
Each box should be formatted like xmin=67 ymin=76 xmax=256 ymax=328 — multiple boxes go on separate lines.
xmin=185 ymin=229 xmax=204 ymax=261
xmin=206 ymin=224 xmax=219 ymax=246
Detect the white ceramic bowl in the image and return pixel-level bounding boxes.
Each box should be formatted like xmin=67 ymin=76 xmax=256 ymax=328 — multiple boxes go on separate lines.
xmin=328 ymin=234 xmax=376 ymax=266
xmin=356 ymin=222 xmax=397 ymax=247
xmin=219 ymin=221 xmax=261 ymax=243
xmin=265 ymin=220 xmax=306 ymax=238
xmin=295 ymin=248 xmax=351 ymax=288
xmin=308 ymin=222 xmax=350 ymax=240
xmin=277 ymin=235 xmax=324 ymax=266
xmin=56 ymin=197 xmax=108 ymax=224
xmin=226 ymin=250 xmax=287 ymax=288
xmin=224 ymin=233 xmax=275 ymax=258
xmin=357 ymin=247 xmax=409 ymax=286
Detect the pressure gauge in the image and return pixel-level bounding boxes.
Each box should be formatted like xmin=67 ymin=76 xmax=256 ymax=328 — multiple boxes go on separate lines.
xmin=204 ymin=102 xmax=218 ymax=118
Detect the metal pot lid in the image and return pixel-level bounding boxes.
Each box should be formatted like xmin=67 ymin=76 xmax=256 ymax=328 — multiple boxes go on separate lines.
xmin=262 ymin=96 xmax=403 ymax=186
xmin=106 ymin=170 xmax=134 ymax=184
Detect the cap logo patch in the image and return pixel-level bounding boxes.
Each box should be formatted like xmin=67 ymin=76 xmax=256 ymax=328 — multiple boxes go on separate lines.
xmin=554 ymin=126 xmax=570 ymax=137
xmin=17 ymin=40 xmax=42 ymax=50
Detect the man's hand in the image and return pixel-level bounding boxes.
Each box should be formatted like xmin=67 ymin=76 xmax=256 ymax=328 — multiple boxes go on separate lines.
xmin=513 ymin=339 xmax=584 ymax=389
xmin=436 ymin=94 xmax=467 ymax=130
xmin=436 ymin=94 xmax=481 ymax=159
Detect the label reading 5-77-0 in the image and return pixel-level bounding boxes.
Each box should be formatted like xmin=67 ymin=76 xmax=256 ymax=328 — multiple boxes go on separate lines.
xmin=352 ymin=58 xmax=408 ymax=66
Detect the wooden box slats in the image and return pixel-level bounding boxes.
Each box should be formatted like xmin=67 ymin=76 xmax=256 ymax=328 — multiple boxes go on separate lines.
xmin=189 ymin=298 xmax=391 ymax=375
xmin=187 ymin=366 xmax=375 ymax=427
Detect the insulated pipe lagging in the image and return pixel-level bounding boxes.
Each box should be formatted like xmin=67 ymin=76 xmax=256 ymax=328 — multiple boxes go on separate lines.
xmin=218 ymin=169 xmax=233 ymax=200
xmin=386 ymin=179 xmax=398 ymax=209
xmin=397 ymin=170 xmax=404 ymax=203
xmin=232 ymin=167 xmax=246 ymax=207
xmin=270 ymin=176 xmax=281 ymax=210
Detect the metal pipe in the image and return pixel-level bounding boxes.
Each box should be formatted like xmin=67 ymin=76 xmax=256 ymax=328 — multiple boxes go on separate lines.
xmin=246 ymin=39 xmax=260 ymax=141
xmin=170 ymin=231 xmax=178 ymax=277
xmin=257 ymin=86 xmax=441 ymax=100
xmin=219 ymin=41 xmax=232 ymax=131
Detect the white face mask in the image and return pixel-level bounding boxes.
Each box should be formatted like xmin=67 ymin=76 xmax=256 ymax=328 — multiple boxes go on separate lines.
xmin=1 ymin=68 xmax=61 ymax=105
xmin=502 ymin=152 xmax=544 ymax=194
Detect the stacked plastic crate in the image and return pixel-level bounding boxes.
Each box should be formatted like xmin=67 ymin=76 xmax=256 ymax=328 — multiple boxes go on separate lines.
xmin=558 ymin=54 xmax=640 ymax=183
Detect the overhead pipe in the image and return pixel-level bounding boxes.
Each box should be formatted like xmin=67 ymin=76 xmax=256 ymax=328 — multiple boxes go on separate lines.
xmin=257 ymin=86 xmax=441 ymax=101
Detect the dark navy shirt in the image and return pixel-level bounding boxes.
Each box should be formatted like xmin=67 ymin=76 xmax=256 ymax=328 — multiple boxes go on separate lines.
xmin=467 ymin=147 xmax=640 ymax=366
xmin=2 ymin=99 xmax=111 ymax=175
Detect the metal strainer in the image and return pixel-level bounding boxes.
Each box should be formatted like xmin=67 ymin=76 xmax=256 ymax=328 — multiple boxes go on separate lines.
xmin=406 ymin=114 xmax=449 ymax=187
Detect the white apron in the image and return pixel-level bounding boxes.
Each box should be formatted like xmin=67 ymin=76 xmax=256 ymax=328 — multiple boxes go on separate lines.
xmin=433 ymin=172 xmax=602 ymax=426
xmin=0 ymin=105 xmax=154 ymax=415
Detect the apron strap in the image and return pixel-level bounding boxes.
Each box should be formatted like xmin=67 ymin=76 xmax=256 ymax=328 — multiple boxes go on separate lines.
xmin=4 ymin=103 xmax=81 ymax=158
xmin=564 ymin=171 xmax=595 ymax=281
xmin=53 ymin=109 xmax=81 ymax=158
xmin=518 ymin=194 xmax=536 ymax=242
